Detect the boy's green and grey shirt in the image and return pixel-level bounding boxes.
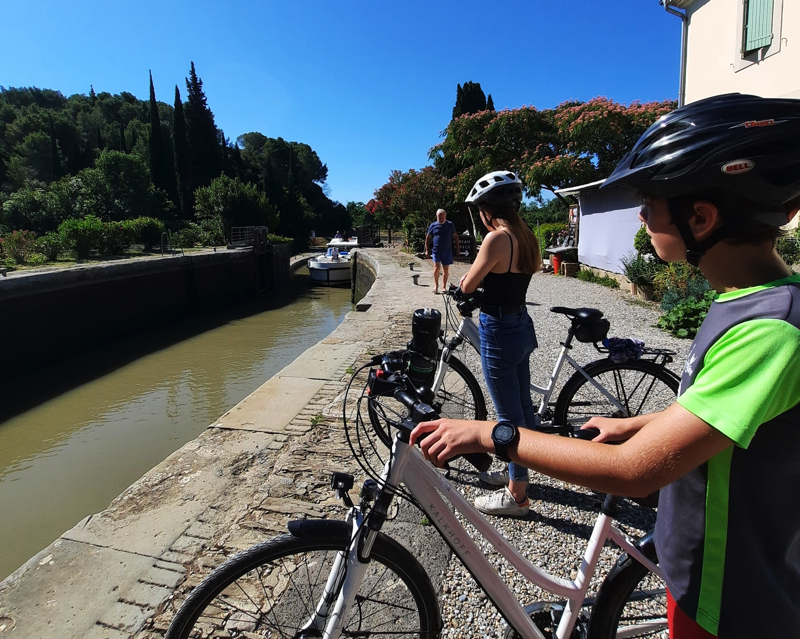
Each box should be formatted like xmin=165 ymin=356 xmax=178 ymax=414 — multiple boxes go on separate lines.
xmin=656 ymin=273 xmax=800 ymax=637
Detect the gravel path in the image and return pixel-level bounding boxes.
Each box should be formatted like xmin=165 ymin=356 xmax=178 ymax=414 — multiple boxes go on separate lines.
xmin=416 ymin=264 xmax=688 ymax=638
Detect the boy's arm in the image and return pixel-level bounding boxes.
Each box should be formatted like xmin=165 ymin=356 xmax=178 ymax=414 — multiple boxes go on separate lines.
xmin=410 ymin=403 xmax=732 ymax=498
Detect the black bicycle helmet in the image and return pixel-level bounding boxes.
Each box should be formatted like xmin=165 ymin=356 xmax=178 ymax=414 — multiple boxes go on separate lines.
xmin=466 ymin=171 xmax=524 ymax=207
xmin=602 ymin=93 xmax=800 ymax=264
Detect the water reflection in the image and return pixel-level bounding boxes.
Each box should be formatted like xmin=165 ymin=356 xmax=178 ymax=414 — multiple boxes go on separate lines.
xmin=0 ymin=270 xmax=351 ymax=580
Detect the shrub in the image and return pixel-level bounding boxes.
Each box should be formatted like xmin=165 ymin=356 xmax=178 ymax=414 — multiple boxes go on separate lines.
xmin=633 ymin=225 xmax=664 ymax=262
xmin=775 ymin=235 xmax=800 ymax=266
xmin=399 ymin=211 xmax=428 ymax=254
xmin=1 ymin=230 xmax=37 ymax=264
xmin=533 ymin=222 xmax=568 ymax=250
xmin=620 ymin=251 xmax=665 ymax=288
xmin=59 ymin=215 xmax=104 ymax=259
xmin=121 ymin=217 xmax=165 ymax=252
xmin=174 ymin=223 xmax=202 ymax=248
xmin=576 ymin=268 xmax=620 ymax=289
xmin=267 ymin=233 xmax=293 ymax=244
xmin=195 ymin=175 xmax=279 ymax=241
xmin=99 ymin=222 xmax=131 ymax=255
xmin=33 ymin=231 xmax=63 ymax=261
xmin=653 ymin=262 xmax=711 ymax=312
xmin=657 ymin=290 xmax=716 ymax=339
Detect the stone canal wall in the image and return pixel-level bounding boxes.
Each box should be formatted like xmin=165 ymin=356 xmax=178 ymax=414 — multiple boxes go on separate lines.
xmin=0 ymin=244 xmax=291 ymax=382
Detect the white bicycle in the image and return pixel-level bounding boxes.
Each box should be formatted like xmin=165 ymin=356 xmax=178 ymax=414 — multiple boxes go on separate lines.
xmin=165 ymin=367 xmax=668 ymax=638
xmin=366 ymin=286 xmax=679 ymax=448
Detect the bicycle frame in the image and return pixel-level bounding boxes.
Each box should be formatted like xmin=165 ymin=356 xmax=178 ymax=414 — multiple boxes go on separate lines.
xmin=432 ymin=311 xmax=633 ymax=418
xmin=325 ymin=437 xmax=662 ymax=639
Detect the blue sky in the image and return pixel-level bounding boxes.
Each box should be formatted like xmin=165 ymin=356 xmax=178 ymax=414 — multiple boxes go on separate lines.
xmin=1 ymin=0 xmax=681 ymax=205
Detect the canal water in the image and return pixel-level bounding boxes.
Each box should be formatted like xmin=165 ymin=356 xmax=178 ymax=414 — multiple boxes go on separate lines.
xmin=0 ymin=268 xmax=352 ymax=581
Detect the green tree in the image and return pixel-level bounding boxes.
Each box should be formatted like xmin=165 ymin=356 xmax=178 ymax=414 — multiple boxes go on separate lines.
xmin=184 ymin=62 xmax=221 ymax=191
xmin=194 ymin=175 xmax=279 ymax=240
xmin=172 ymin=85 xmax=192 ymax=220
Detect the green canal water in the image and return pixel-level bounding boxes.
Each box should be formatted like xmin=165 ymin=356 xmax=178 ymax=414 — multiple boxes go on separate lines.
xmin=0 ymin=268 xmax=352 ymax=581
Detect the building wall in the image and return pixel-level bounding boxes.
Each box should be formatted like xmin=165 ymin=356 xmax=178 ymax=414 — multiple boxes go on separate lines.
xmin=684 ymin=0 xmax=800 ymax=102
xmin=577 ymin=187 xmax=642 ymax=274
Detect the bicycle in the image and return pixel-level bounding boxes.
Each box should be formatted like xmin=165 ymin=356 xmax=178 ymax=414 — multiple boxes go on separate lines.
xmin=366 ymin=286 xmax=679 ymax=448
xmin=165 ymin=367 xmax=668 ymax=638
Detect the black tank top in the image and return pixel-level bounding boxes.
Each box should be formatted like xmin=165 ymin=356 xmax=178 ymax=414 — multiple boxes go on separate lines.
xmin=481 ymin=231 xmax=532 ymax=307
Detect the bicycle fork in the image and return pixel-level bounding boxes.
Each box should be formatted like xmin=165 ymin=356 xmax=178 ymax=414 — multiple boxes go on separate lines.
xmin=303 ymin=476 xmax=393 ymax=639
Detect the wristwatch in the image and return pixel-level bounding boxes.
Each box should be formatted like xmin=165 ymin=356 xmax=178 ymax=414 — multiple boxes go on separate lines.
xmin=491 ymin=421 xmax=519 ymax=462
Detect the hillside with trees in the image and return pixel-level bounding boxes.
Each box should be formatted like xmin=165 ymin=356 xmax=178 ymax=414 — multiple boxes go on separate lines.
xmin=0 ymin=62 xmax=350 ymax=266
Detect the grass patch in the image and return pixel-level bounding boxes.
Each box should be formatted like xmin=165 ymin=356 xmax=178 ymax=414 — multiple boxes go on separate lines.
xmin=310 ymin=412 xmax=325 ymax=427
xmin=575 ymin=268 xmax=620 ymax=289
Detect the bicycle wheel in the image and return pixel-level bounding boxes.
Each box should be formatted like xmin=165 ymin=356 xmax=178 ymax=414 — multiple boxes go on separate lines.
xmin=553 ymin=359 xmax=679 ymax=428
xmin=588 ymin=538 xmax=667 ymax=638
xmin=166 ymin=521 xmax=441 ymax=638
xmin=368 ymin=354 xmax=487 ymax=447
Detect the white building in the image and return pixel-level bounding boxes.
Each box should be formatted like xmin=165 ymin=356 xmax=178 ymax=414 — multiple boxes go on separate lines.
xmin=663 ymin=0 xmax=799 ymax=104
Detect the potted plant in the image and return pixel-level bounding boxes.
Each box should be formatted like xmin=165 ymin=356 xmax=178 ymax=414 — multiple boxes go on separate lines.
xmin=620 ymin=251 xmax=661 ymax=300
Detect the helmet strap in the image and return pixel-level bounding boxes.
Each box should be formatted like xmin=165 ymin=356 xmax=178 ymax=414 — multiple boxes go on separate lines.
xmin=668 ymin=200 xmax=727 ymax=267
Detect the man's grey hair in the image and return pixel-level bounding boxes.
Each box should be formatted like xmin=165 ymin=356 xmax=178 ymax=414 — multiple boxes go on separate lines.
xmin=436 ymin=208 xmax=447 ymax=216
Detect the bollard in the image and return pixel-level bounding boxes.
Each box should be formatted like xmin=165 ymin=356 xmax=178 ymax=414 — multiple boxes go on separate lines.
xmin=412 ymin=274 xmax=420 ymax=285
xmin=409 ymin=262 xmax=415 ymax=271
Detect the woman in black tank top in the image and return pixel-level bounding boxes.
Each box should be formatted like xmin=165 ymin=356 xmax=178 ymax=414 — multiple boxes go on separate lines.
xmin=457 ymin=172 xmax=543 ymax=517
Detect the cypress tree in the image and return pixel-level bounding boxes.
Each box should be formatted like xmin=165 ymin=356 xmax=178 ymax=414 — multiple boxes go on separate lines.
xmin=184 ymin=61 xmax=221 ymax=191
xmin=96 ymin=124 xmax=103 ymax=150
xmin=487 ymin=94 xmax=495 ymax=111
xmin=452 ymin=81 xmax=487 ymax=119
xmin=148 ymin=71 xmax=173 ymax=197
xmin=452 ymin=84 xmax=464 ymax=119
xmin=90 ymin=85 xmax=97 ymax=106
xmin=173 ymin=85 xmax=193 ymax=219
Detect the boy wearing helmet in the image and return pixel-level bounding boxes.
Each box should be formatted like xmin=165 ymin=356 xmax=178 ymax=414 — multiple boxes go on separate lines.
xmin=411 ymin=94 xmax=800 ymax=637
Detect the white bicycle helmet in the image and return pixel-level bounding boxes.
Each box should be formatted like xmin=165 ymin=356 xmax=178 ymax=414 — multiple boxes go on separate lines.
xmin=465 ymin=171 xmax=523 ymax=207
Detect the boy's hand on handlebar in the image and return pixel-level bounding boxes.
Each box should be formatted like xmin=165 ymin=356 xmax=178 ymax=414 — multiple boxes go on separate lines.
xmin=410 ymin=419 xmax=492 ymax=467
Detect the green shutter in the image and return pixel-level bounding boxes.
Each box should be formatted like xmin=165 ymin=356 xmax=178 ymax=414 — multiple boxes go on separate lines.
xmin=743 ymin=0 xmax=774 ymax=53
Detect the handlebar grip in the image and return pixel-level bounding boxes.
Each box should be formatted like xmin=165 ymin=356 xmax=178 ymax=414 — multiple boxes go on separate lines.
xmin=572 ymin=427 xmax=601 ymax=441
xmin=459 ymin=452 xmax=493 ymax=472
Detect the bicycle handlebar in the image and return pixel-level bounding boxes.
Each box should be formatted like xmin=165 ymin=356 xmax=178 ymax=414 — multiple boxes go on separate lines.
xmin=367 ymin=369 xmax=492 ymax=472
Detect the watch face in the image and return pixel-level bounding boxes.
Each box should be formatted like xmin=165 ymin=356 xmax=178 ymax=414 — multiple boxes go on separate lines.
xmin=494 ymin=423 xmax=516 ymax=445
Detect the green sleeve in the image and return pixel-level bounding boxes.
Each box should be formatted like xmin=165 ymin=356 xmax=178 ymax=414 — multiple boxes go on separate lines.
xmin=677 ymin=319 xmax=800 ymax=447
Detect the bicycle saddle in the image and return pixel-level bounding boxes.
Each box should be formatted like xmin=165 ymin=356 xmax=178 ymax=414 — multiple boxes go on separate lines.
xmin=549 ymin=307 xmax=604 ymax=321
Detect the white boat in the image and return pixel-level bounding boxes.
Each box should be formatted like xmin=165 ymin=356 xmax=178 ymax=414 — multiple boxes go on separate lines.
xmin=308 ymin=248 xmax=352 ymax=285
xmin=327 ymin=237 xmax=360 ymax=250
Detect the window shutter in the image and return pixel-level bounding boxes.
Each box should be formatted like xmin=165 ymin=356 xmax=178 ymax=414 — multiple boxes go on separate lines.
xmin=744 ymin=0 xmax=774 ymax=52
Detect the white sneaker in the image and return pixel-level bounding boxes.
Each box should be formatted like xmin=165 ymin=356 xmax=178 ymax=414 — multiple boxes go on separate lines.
xmin=478 ymin=469 xmax=510 ymax=486
xmin=474 ymin=487 xmax=530 ymax=517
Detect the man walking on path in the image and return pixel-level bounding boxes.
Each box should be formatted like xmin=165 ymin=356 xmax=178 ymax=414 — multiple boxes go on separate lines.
xmin=425 ymin=208 xmax=459 ymax=293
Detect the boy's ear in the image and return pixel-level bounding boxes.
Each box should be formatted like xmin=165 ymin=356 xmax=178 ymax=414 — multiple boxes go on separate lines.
xmin=689 ymin=201 xmax=721 ymax=240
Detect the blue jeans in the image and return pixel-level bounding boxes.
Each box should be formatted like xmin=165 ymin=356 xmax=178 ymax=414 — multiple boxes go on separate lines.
xmin=479 ymin=310 xmax=538 ymax=483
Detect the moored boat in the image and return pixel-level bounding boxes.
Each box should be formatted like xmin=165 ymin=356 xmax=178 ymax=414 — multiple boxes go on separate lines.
xmin=308 ymin=248 xmax=352 ymax=285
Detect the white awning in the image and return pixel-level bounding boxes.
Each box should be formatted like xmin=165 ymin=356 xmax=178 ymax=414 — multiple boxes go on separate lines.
xmin=553 ymin=179 xmax=606 ymax=198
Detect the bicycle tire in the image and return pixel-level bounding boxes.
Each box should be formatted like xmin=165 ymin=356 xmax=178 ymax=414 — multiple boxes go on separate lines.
xmin=165 ymin=520 xmax=441 ymax=639
xmin=553 ymin=359 xmax=679 ymax=428
xmin=588 ymin=534 xmax=667 ymax=638
xmin=368 ymin=354 xmax=487 ymax=448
